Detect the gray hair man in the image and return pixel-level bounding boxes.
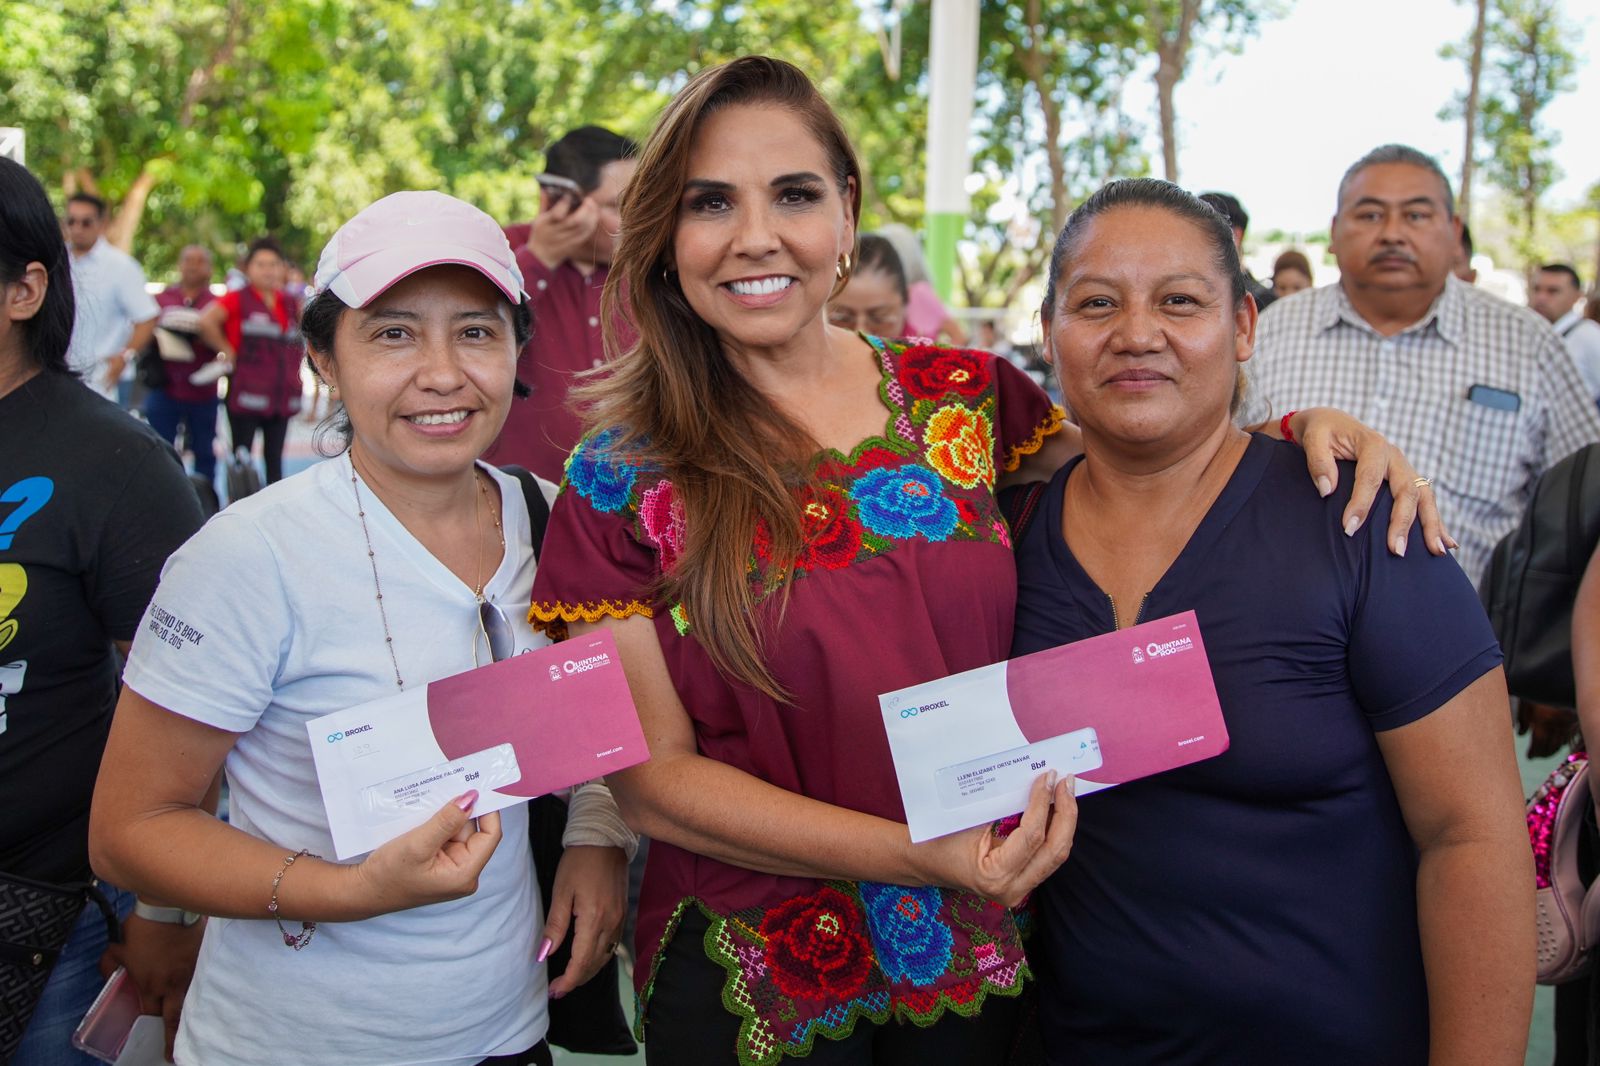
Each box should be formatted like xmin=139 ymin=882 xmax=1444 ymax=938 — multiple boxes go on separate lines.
xmin=1244 ymin=144 xmax=1600 ymax=586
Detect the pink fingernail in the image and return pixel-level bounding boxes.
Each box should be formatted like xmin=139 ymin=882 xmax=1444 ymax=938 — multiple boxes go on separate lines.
xmin=537 ymin=937 xmax=553 ymax=962
xmin=550 ymin=988 xmax=567 ymax=1000
xmin=453 ymin=790 xmax=479 ymax=812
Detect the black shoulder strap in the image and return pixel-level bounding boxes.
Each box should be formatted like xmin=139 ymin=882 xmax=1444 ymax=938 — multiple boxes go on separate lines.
xmin=999 ymin=481 xmax=1049 ymax=543
xmin=500 ymin=465 xmax=549 ymax=563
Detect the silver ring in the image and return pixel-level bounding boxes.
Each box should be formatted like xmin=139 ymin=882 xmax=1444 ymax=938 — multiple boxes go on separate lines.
xmin=1412 ymin=476 xmax=1434 ymax=489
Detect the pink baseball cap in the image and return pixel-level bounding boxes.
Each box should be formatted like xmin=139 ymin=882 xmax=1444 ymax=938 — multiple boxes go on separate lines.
xmin=312 ymin=190 xmax=525 ymax=308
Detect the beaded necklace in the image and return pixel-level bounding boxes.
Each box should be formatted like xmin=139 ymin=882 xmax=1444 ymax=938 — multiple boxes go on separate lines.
xmin=347 ymin=450 xmax=504 ymax=691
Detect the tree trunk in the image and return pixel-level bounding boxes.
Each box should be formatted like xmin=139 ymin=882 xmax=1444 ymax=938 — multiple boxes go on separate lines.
xmin=106 ymin=169 xmax=159 ymax=252
xmin=1155 ymin=65 xmax=1180 ymax=183
xmin=1458 ymin=0 xmax=1488 ymax=218
xmin=1020 ymin=0 xmax=1069 ymax=229
xmin=1149 ymin=0 xmax=1200 ymax=185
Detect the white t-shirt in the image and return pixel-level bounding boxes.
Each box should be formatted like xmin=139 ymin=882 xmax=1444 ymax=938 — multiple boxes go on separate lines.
xmin=65 ymin=238 xmax=159 ymax=396
xmin=123 ymin=456 xmax=558 ymax=1066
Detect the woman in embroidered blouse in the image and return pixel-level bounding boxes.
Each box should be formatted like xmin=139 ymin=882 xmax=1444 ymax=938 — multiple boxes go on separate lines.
xmin=530 ymin=57 xmax=1454 ymax=1066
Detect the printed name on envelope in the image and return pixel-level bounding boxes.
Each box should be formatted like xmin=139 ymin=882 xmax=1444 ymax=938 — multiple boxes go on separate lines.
xmin=309 ymin=630 xmax=650 ymax=859
xmin=879 ymin=611 xmax=1229 ymax=842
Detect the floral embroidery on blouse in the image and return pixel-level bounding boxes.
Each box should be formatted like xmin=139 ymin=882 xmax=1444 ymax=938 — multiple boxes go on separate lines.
xmin=636 ymin=883 xmax=1031 ymax=1066
xmin=528 ymin=338 xmax=1064 ymax=637
xmin=564 ymin=426 xmax=648 ymax=512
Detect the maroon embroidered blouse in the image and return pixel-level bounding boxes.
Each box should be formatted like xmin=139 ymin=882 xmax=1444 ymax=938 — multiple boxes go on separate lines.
xmin=530 ymin=337 xmax=1064 ymax=1064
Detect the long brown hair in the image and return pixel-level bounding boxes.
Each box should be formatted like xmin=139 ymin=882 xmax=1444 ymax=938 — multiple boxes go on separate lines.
xmin=580 ymin=56 xmax=863 ymax=700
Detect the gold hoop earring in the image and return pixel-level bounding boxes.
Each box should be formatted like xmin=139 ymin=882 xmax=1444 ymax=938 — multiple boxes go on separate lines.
xmin=836 ymin=252 xmax=852 ymax=280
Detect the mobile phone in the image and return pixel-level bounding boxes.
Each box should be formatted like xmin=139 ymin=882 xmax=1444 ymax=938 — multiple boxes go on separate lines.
xmin=71 ymin=966 xmax=140 ymax=1062
xmin=535 ymin=173 xmax=584 ymax=211
xmin=1466 ymin=383 xmax=1521 ymax=412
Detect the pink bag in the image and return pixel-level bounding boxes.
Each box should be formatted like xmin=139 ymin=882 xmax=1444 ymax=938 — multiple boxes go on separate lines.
xmin=1529 ymin=753 xmax=1600 ymax=984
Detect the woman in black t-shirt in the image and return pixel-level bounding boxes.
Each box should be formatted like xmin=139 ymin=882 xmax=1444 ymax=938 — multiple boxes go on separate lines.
xmin=0 ymin=158 xmax=205 ymax=1064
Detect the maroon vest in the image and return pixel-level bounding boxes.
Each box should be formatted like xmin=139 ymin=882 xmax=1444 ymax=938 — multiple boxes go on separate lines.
xmin=227 ymin=288 xmax=302 ymax=418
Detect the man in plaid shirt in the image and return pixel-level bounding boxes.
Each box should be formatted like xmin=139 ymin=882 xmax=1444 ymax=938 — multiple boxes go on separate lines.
xmin=1245 ymin=144 xmax=1600 ymax=587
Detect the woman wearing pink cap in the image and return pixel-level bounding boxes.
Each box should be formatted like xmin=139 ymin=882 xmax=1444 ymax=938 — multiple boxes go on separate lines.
xmin=89 ymin=191 xmax=633 ymax=1066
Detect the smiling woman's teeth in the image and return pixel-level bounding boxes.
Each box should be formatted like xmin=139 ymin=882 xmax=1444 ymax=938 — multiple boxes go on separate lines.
xmin=408 ymin=410 xmax=469 ymax=426
xmin=728 ymin=277 xmax=794 ymax=296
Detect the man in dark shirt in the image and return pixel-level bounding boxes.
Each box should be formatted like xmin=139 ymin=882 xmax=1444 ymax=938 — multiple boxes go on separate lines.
xmin=493 ymin=126 xmax=638 ymax=481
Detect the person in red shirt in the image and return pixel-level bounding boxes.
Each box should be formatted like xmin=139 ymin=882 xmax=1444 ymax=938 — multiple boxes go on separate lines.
xmin=491 ymin=127 xmax=637 ymax=482
xmin=143 ymin=245 xmax=222 ymax=480
xmin=197 ymin=238 xmax=302 ymax=484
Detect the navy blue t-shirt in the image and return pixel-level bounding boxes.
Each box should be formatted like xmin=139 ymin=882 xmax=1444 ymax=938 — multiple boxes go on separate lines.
xmin=1012 ymin=434 xmax=1502 ymax=1065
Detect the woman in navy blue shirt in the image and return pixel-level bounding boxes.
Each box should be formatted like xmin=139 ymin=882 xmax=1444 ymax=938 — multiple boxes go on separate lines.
xmin=1013 ymin=179 xmax=1533 ymax=1064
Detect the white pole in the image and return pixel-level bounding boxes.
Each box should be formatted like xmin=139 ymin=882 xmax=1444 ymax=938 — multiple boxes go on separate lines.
xmin=924 ymin=0 xmax=979 ymax=301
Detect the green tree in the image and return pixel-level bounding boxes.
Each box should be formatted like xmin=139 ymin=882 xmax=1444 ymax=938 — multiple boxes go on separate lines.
xmin=0 ymin=0 xmax=1237 ymax=306
xmin=1476 ymin=0 xmax=1578 ymax=269
xmin=1143 ymin=0 xmax=1278 ymax=184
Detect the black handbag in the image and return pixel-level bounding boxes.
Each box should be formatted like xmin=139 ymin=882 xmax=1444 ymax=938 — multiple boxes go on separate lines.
xmin=134 ymin=341 xmax=169 ymax=391
xmin=504 ymin=465 xmax=638 ymax=1056
xmin=0 ymin=873 xmax=119 ymax=1062
xmin=1481 ymin=443 xmax=1600 ymax=708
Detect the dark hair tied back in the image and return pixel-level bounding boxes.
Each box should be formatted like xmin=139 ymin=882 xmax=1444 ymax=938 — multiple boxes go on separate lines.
xmin=1042 ymin=178 xmax=1248 ymax=320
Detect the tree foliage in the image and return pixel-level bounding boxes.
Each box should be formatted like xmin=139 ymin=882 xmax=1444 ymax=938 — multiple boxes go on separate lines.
xmin=0 ymin=0 xmax=1268 ymax=306
xmin=1475 ymin=0 xmax=1578 ymax=266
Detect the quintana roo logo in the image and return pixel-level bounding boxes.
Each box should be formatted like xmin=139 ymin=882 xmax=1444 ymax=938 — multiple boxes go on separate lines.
xmin=548 ymin=665 xmax=563 ymax=682
xmin=1131 ymin=645 xmax=1145 ymax=664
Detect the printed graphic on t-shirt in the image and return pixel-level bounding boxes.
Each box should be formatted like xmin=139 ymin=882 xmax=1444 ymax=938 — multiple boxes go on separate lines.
xmin=144 ymin=603 xmax=206 ymax=652
xmin=0 ymin=478 xmax=55 ymax=736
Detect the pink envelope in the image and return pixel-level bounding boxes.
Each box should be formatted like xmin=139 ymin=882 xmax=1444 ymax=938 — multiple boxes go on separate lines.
xmin=1007 ymin=611 xmax=1229 ymax=791
xmin=880 ymin=612 xmax=1228 ymax=841
xmin=426 ymin=630 xmax=647 ymax=798
xmin=310 ymin=629 xmax=650 ymax=858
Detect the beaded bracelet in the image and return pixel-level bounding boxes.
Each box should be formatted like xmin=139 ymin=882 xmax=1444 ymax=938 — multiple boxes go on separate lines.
xmin=1279 ymin=410 xmax=1300 ymax=445
xmin=268 ymin=848 xmax=319 ymax=951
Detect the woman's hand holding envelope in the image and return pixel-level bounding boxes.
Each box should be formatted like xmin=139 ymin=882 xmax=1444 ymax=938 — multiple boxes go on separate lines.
xmin=350 ymin=790 xmax=503 ymax=914
xmin=909 ymin=771 xmax=1077 ymax=909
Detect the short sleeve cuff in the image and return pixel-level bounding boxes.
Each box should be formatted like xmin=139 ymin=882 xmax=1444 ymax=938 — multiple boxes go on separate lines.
xmin=1366 ymin=647 xmax=1503 ymax=732
xmin=528 ymin=599 xmax=654 ymax=640
xmin=121 ymin=662 xmax=259 ymax=735
xmin=1003 ymin=405 xmax=1067 ymax=473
